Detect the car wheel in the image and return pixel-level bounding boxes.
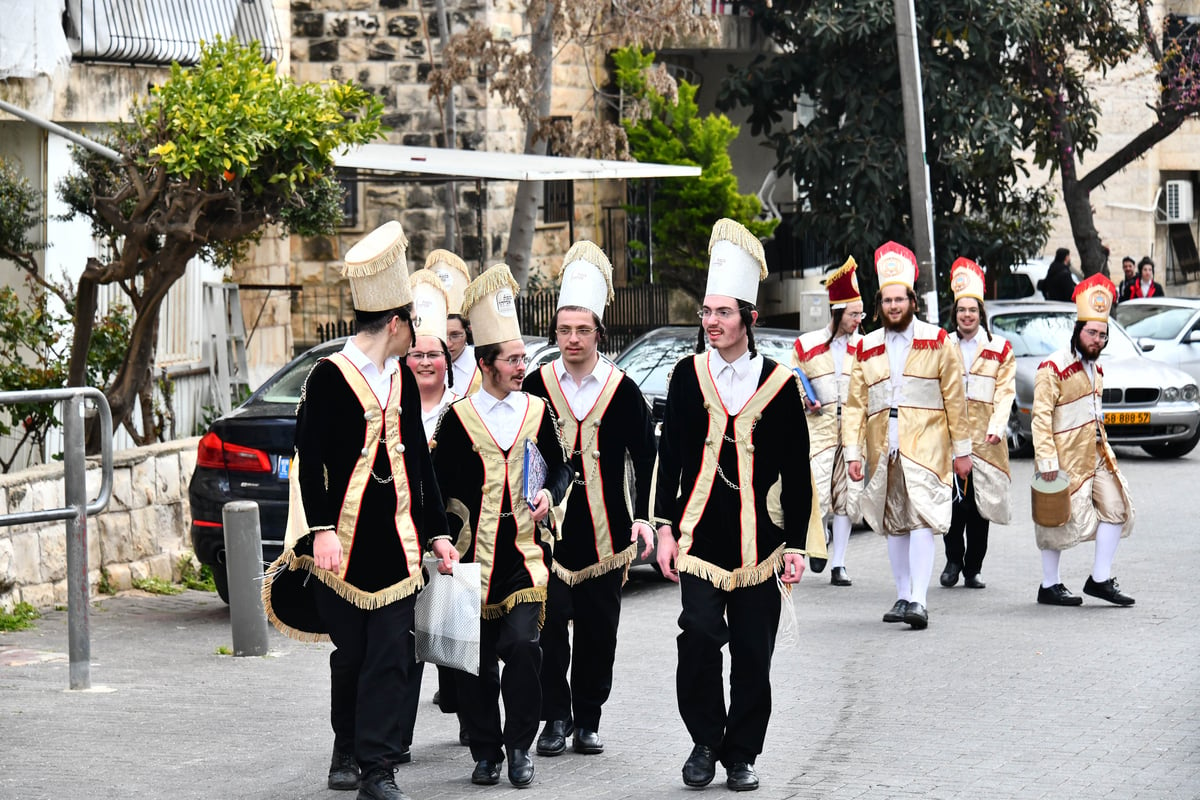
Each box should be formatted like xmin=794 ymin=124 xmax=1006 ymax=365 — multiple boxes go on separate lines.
xmin=1007 ymin=403 xmax=1033 ymax=458
xmin=212 ymin=565 xmax=231 ymax=604
xmin=1141 ymin=425 xmax=1200 ymax=459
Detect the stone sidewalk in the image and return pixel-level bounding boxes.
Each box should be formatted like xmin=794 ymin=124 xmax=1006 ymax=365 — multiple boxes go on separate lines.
xmin=1 ymin=454 xmax=1197 ymax=799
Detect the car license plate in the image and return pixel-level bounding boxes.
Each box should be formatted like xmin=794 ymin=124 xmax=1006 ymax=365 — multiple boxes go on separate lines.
xmin=1103 ymin=412 xmax=1150 ymax=425
xmin=277 ymin=456 xmax=291 ymax=480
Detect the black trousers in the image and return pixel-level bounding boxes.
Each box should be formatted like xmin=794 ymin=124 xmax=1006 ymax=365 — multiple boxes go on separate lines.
xmin=944 ymin=475 xmax=990 ymax=577
xmin=540 ymin=568 xmax=623 ymax=731
xmin=677 ymin=573 xmax=781 ymax=767
xmin=456 ymin=601 xmax=543 ymax=763
xmin=314 ymin=581 xmax=418 ymax=773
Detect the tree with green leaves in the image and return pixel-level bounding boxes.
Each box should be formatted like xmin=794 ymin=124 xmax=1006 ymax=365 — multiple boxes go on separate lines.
xmin=614 ymin=46 xmax=777 ymax=300
xmin=718 ymin=0 xmax=1053 ymax=304
xmin=46 ymin=37 xmax=384 ymax=444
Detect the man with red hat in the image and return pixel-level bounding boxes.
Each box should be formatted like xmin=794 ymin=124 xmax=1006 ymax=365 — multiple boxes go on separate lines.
xmin=940 ymin=258 xmax=1015 ymax=590
xmin=792 ymin=256 xmax=864 ymax=586
xmin=1032 ymin=274 xmax=1136 ymax=607
xmin=843 ymin=242 xmax=972 ymax=630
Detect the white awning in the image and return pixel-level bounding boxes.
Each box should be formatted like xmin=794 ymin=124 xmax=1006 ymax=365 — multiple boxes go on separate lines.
xmin=334 ymin=143 xmax=701 ymax=182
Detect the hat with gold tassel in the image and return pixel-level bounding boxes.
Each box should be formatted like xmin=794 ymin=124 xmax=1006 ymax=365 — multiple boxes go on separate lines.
xmin=705 ymin=218 xmax=768 ymax=305
xmin=556 ymin=240 xmax=614 ymax=319
xmin=425 ymin=249 xmax=471 ymax=315
xmin=824 ymin=256 xmax=860 ymax=308
xmin=462 ymin=264 xmax=522 ymax=346
xmin=342 ymin=221 xmax=412 ymax=314
xmin=409 ymin=269 xmax=450 ymax=343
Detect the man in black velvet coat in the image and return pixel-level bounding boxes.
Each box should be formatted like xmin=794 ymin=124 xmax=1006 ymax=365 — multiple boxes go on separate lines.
xmin=264 ymin=221 xmax=456 ymax=800
xmin=521 ymin=241 xmax=657 ymax=760
xmin=431 ymin=264 xmax=572 ymax=790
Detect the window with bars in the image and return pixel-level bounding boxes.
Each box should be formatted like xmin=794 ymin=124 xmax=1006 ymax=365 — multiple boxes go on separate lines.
xmin=543 ymin=116 xmax=573 ymax=225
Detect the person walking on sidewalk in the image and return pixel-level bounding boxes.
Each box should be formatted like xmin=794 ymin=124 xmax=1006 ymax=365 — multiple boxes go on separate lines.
xmin=792 ymin=256 xmax=864 ymax=587
xmin=522 ymin=241 xmax=658 ymax=760
xmin=1032 ymin=274 xmax=1136 ymax=607
xmin=941 ymin=258 xmax=1014 ymax=590
xmin=263 ymin=221 xmax=457 ymax=800
xmin=843 ymin=242 xmax=973 ymax=631
xmin=426 ymin=249 xmax=482 ymax=396
xmin=655 ymin=218 xmax=820 ymax=793
xmin=431 ymin=264 xmax=572 ymax=790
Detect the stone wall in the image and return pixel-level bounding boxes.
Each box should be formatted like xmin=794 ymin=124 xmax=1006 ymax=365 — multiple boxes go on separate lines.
xmin=0 ymin=438 xmax=199 ymax=612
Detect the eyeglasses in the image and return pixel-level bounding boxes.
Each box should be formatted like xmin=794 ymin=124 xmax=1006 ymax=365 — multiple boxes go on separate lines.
xmin=1081 ymin=328 xmax=1109 ymax=341
xmin=845 ymin=311 xmax=865 ymax=320
xmin=447 ymin=331 xmax=467 ymax=341
xmin=495 ymin=355 xmax=526 ymax=367
xmin=698 ymin=308 xmax=738 ymax=320
xmin=407 ymin=351 xmax=444 ymax=361
xmin=555 ymin=326 xmax=597 ymax=338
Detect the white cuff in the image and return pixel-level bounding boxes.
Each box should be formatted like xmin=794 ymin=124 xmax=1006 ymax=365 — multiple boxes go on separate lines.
xmin=1036 ymin=457 xmax=1059 ymax=474
xmin=844 ymin=445 xmax=863 ymax=463
xmin=952 ymin=438 xmax=973 ymax=458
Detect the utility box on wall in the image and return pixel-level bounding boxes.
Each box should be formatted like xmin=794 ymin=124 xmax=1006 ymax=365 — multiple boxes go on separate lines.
xmin=1165 ymin=180 xmax=1194 ymax=223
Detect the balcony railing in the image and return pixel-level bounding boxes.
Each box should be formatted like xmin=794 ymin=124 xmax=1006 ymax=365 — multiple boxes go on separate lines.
xmin=66 ymin=0 xmax=282 ymax=66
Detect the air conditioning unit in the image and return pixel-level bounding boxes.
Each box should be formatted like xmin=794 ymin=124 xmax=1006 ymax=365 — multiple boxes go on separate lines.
xmin=1165 ymin=180 xmax=1194 ymax=223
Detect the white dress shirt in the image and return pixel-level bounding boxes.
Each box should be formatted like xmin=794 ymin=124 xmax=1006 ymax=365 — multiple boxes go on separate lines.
xmin=830 ymin=332 xmax=850 ymax=378
xmin=450 ymin=345 xmax=478 ymax=395
xmin=1079 ymin=351 xmax=1103 ymax=438
xmin=421 ymin=387 xmax=458 ymax=443
xmin=553 ymin=356 xmax=613 ymax=419
xmin=341 ymin=338 xmax=398 ymax=408
xmin=710 ymin=349 xmax=761 ymax=416
xmin=884 ymin=323 xmax=915 ymax=453
xmin=471 ymin=389 xmax=529 ymax=451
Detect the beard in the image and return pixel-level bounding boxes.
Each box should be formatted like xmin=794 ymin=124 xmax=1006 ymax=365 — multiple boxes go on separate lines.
xmin=1079 ymin=340 xmax=1105 ymax=361
xmin=882 ymin=305 xmax=915 ymax=332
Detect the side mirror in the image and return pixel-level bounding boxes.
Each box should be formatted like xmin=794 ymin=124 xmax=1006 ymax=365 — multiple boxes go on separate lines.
xmin=1187 ymin=330 xmax=1200 ymax=345
xmin=1137 ymin=337 xmax=1156 ymax=352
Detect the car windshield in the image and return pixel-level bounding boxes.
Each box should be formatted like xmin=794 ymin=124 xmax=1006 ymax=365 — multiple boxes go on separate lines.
xmin=1113 ymin=306 xmax=1195 ymax=340
xmin=616 ymin=329 xmax=795 ymax=396
xmin=256 ymin=346 xmax=336 ymax=404
xmin=991 ymin=312 xmax=1138 ymax=360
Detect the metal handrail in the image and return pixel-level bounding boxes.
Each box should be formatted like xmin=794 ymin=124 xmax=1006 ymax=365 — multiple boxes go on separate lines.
xmin=0 ymin=387 xmax=114 ymax=690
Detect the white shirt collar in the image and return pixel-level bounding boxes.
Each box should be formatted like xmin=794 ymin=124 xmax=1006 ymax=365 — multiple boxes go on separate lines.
xmin=473 ymin=388 xmax=515 ymax=413
xmin=885 ymin=321 xmax=915 ymax=343
xmin=554 ymin=355 xmax=611 ymax=386
xmin=342 ymin=338 xmax=399 ymax=376
xmin=711 ymin=348 xmax=753 ymax=379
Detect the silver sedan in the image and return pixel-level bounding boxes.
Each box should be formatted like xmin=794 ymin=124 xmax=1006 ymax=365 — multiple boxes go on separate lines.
xmin=1111 ymin=297 xmax=1200 ymax=385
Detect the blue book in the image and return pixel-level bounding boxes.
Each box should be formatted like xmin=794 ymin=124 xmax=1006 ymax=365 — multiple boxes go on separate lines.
xmin=792 ymin=367 xmax=821 ymax=407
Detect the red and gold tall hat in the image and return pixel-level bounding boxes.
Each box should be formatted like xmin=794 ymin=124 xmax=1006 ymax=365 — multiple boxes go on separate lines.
xmin=874 ymin=241 xmax=918 ymax=290
xmin=1072 ymin=273 xmax=1116 ymax=323
xmin=950 ymin=257 xmax=986 ymax=304
xmin=824 ymin=256 xmax=860 ymax=307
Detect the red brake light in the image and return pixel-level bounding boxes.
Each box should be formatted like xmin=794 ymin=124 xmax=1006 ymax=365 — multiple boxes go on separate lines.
xmin=196 ymin=431 xmax=272 ymax=473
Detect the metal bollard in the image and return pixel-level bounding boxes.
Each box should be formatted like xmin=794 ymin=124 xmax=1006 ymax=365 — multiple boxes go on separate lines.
xmin=221 ymin=501 xmax=270 ymax=656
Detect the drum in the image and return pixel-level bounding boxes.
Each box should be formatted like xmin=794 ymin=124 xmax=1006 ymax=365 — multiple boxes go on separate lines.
xmin=1031 ymin=473 xmax=1070 ymax=527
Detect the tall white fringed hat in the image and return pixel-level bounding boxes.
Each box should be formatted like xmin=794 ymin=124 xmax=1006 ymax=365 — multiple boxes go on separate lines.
xmin=342 ymin=221 xmax=412 ymax=312
xmin=556 ymin=240 xmax=614 ymax=319
xmin=424 ymin=249 xmax=472 ymax=315
xmin=950 ymin=257 xmax=986 ymax=304
xmin=705 ymin=218 xmax=767 ymax=305
xmin=462 ymin=264 xmax=522 ymax=346
xmin=408 ymin=269 xmax=450 ymax=343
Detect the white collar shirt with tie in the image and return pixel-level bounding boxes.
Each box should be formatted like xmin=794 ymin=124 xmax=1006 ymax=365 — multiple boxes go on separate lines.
xmin=553 ymin=356 xmax=613 ymax=420
xmin=710 ymin=349 xmax=760 ymax=416
xmin=471 ymin=388 xmax=529 ymax=451
xmin=341 ymin=339 xmax=399 ymax=408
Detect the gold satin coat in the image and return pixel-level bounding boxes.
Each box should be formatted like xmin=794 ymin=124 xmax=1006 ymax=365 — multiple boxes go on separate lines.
xmin=792 ymin=328 xmax=861 ymax=519
xmin=948 ymin=331 xmax=1015 ymax=524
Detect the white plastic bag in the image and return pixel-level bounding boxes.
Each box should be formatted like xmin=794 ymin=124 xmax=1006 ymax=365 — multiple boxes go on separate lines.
xmin=414 ymin=558 xmax=481 ymax=676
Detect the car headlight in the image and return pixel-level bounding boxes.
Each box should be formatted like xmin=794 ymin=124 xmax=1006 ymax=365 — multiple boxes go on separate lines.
xmin=1184 ymin=384 xmax=1199 ymax=402
xmin=1163 ymin=386 xmax=1180 ymax=402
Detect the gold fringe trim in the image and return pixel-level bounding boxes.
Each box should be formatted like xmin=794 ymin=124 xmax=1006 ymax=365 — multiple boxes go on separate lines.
xmin=261 ymin=552 xmax=331 ymax=643
xmin=481 ymin=586 xmax=547 ymax=621
xmin=280 ymin=551 xmax=425 ymax=610
xmin=676 ymin=544 xmax=786 ymax=591
xmin=461 ymin=263 xmax=521 ymax=317
xmin=409 ymin=268 xmax=450 ymax=298
xmin=425 ymin=248 xmax=470 ymax=279
xmin=550 ymin=544 xmax=636 ymax=586
xmin=342 ymin=228 xmax=409 ymax=278
xmin=558 ymin=240 xmax=615 ymax=304
xmin=823 ymin=256 xmax=858 ymax=288
xmin=708 ymin=218 xmax=767 ymax=280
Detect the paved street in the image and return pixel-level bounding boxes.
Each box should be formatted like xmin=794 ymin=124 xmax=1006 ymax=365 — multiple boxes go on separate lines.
xmin=1 ymin=451 xmax=1197 ymax=800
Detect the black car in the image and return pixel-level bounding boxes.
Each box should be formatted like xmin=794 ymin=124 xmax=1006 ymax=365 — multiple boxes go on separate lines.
xmin=189 ymin=338 xmax=345 ymax=602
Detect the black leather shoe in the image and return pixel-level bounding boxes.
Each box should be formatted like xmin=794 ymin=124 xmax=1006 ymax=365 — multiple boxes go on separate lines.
xmin=963 ymin=573 xmax=986 ymax=589
xmin=470 ymin=759 xmax=502 ymax=786
xmin=808 ymin=556 xmax=827 ymax=574
xmin=726 ymin=762 xmax=759 ymax=792
xmin=903 ymin=601 xmax=929 ymax=629
xmin=682 ymin=744 xmax=717 ymax=787
xmin=507 ymin=749 xmax=534 ymax=788
xmin=1083 ymin=575 xmax=1135 ymax=606
xmin=536 ymin=719 xmax=572 ymax=756
xmin=357 ymin=768 xmax=410 ymax=800
xmin=328 ymin=750 xmax=359 ymax=791
xmin=431 ymin=690 xmax=441 ymax=705
xmin=1037 ymin=583 xmax=1082 ymax=606
xmin=940 ymin=561 xmax=961 ymax=587
xmin=572 ymin=728 xmax=604 ymax=754
xmin=830 ymin=566 xmax=852 ymax=586
xmin=882 ymin=599 xmax=909 ymax=623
